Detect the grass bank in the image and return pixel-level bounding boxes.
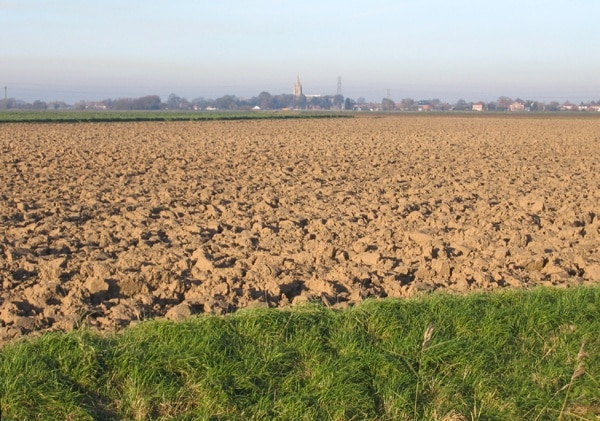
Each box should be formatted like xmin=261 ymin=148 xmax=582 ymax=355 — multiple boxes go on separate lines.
xmin=1 ymin=286 xmax=599 ymax=420
xmin=0 ymin=110 xmax=351 ymax=124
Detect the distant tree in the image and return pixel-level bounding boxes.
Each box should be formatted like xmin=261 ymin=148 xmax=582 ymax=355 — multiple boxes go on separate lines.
xmin=270 ymin=95 xmax=281 ymax=109
xmin=257 ymin=91 xmax=273 ymax=109
xmin=546 ymin=101 xmax=560 ymax=111
xmin=525 ymin=100 xmax=539 ymax=111
xmin=333 ymin=94 xmax=344 ymax=109
xmin=134 ymin=95 xmax=162 ymax=110
xmin=214 ymin=95 xmax=238 ymax=110
xmin=48 ymin=101 xmax=70 ymax=110
xmin=74 ymin=100 xmax=88 ymax=110
xmin=381 ymin=98 xmax=396 ymax=111
xmin=324 ymin=95 xmax=336 ymax=109
xmin=344 ymin=97 xmax=356 ymax=110
xmin=400 ymin=98 xmax=415 ymax=111
xmin=11 ymin=99 xmax=29 ymax=109
xmin=32 ymin=100 xmax=47 ymax=110
xmin=2 ymin=98 xmax=12 ymax=109
xmin=453 ymin=99 xmax=470 ymax=111
xmin=179 ymin=98 xmax=193 ymax=110
xmin=293 ymin=94 xmax=307 ymax=109
xmin=496 ymin=96 xmax=513 ymax=111
xmin=308 ymin=96 xmax=332 ymax=109
xmin=166 ymin=95 xmax=192 ymax=110
xmin=272 ymin=94 xmax=294 ymax=109
xmin=356 ymin=97 xmax=366 ymax=104
xmin=192 ymin=97 xmax=212 ymax=109
xmin=112 ymin=98 xmax=133 ymax=110
xmin=167 ymin=93 xmax=182 ymax=109
xmin=430 ymin=98 xmax=441 ymax=109
xmin=436 ymin=100 xmax=452 ymax=111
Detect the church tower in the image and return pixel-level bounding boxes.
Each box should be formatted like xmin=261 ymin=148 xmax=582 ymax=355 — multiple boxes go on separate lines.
xmin=293 ymin=75 xmax=303 ymax=97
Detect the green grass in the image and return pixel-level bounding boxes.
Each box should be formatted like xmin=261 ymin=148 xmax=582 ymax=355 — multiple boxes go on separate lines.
xmin=0 ymin=110 xmax=351 ymax=123
xmin=1 ymin=286 xmax=599 ymax=420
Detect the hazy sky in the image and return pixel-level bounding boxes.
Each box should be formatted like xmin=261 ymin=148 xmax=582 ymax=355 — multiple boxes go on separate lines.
xmin=2 ymin=0 xmax=599 ymax=103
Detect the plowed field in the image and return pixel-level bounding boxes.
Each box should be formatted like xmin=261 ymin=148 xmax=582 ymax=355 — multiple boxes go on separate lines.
xmin=1 ymin=115 xmax=599 ymax=343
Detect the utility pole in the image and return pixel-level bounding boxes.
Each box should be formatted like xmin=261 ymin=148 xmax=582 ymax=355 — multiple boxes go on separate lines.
xmin=336 ymin=76 xmax=342 ymax=96
xmin=4 ymin=86 xmax=6 ymax=102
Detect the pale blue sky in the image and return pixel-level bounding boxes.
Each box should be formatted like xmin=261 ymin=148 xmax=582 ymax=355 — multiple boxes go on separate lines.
xmin=2 ymin=0 xmax=598 ymax=103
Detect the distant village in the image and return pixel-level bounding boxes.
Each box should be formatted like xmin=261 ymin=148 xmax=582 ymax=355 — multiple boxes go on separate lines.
xmin=2 ymin=77 xmax=599 ymax=113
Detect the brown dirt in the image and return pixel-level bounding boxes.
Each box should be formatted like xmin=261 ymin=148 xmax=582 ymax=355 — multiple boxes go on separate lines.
xmin=1 ymin=115 xmax=599 ymax=344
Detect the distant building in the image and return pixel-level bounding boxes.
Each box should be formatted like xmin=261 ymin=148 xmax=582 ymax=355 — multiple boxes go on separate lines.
xmin=293 ymin=75 xmax=303 ymax=97
xmin=509 ymin=101 xmax=525 ymax=112
xmin=472 ymin=102 xmax=485 ymax=112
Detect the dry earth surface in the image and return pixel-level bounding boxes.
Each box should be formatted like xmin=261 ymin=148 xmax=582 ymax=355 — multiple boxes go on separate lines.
xmin=1 ymin=115 xmax=599 ymax=343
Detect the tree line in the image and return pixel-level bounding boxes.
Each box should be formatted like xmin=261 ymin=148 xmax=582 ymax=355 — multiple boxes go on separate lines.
xmin=2 ymin=92 xmax=600 ymax=112
xmin=161 ymin=92 xmax=347 ymax=111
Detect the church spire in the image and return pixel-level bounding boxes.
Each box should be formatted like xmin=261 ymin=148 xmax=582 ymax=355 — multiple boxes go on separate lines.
xmin=293 ymin=74 xmax=303 ymax=97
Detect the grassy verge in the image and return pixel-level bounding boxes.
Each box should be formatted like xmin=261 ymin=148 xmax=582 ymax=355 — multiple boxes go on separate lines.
xmin=1 ymin=286 xmax=599 ymax=420
xmin=0 ymin=110 xmax=351 ymax=123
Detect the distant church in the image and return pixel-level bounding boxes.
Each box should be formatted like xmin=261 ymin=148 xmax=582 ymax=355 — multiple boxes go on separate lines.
xmin=293 ymin=75 xmax=303 ymax=97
